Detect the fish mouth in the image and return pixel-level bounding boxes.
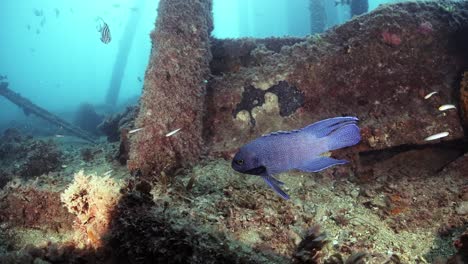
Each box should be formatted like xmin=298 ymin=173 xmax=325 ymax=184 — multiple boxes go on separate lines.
xmin=243 ymin=166 xmax=267 ymax=175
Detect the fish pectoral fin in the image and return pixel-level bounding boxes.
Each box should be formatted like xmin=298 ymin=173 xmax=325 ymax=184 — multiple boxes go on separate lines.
xmin=296 ymin=157 xmax=348 ymax=172
xmin=268 ymin=175 xmax=285 ymax=186
xmin=262 ymin=175 xmax=290 ymax=200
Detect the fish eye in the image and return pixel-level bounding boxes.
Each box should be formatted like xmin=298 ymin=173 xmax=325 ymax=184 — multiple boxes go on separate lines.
xmin=236 ymin=159 xmax=244 ymax=165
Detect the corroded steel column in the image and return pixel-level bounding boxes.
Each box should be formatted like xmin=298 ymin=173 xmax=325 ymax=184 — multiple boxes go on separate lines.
xmin=129 ymin=0 xmax=213 ymax=177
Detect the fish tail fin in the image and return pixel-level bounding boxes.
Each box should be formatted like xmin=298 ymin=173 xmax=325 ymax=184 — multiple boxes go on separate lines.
xmin=325 ymin=123 xmax=361 ymax=151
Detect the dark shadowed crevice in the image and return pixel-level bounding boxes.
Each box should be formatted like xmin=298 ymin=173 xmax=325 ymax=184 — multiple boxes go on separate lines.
xmin=233 ymin=85 xmax=266 ymax=126
xmin=268 ymin=81 xmax=305 ymax=117
xmin=358 ymin=139 xmax=467 ymax=172
xmin=233 ymin=81 xmax=305 ymax=126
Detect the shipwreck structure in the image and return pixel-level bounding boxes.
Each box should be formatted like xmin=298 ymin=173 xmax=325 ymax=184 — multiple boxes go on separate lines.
xmin=0 ymin=82 xmax=96 ymax=143
xmin=130 ymin=0 xmax=468 ymax=179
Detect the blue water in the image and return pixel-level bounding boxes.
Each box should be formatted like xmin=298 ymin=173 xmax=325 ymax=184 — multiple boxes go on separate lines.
xmin=0 ymin=0 xmax=390 ymax=133
xmin=0 ymin=1 xmax=158 ymax=126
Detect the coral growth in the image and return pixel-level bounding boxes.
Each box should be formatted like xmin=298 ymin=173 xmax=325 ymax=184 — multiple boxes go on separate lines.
xmin=0 ymin=179 xmax=74 ymax=230
xmin=0 ymin=128 xmax=62 ymax=179
xmin=61 ymin=170 xmax=123 ymax=248
xmin=19 ymin=139 xmax=62 ymax=178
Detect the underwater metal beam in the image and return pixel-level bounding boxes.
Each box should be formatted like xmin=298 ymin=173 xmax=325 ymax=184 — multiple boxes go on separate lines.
xmin=0 ymin=82 xmax=96 ymax=143
xmin=105 ymin=0 xmax=145 ymax=109
xmin=128 ymin=0 xmax=213 ymax=177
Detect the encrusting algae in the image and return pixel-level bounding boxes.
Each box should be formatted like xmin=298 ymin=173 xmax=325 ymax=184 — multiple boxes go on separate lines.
xmin=61 ymin=170 xmax=123 ymax=248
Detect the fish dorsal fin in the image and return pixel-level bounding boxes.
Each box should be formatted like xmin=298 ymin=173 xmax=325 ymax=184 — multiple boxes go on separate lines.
xmin=261 ymin=129 xmax=300 ymax=138
xmin=302 ymin=116 xmax=358 ymax=138
xmin=260 ymin=117 xmax=359 ymax=139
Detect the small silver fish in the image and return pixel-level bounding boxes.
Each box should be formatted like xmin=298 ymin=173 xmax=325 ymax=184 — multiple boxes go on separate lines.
xmin=128 ymin=127 xmax=144 ymax=134
xmin=424 ymin=91 xmax=438 ymax=99
xmin=424 ymin=132 xmax=449 ymax=141
xmin=438 ymin=104 xmax=456 ymax=111
xmin=165 ymin=128 xmax=181 ymax=137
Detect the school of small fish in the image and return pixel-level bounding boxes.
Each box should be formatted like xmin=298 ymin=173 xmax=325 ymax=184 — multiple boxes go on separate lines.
xmin=423 ymin=91 xmax=453 ymax=142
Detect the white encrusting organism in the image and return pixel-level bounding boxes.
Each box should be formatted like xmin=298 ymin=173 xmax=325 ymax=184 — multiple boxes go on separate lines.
xmin=424 ymin=132 xmax=449 ymax=141
xmin=165 ymin=128 xmax=181 ymax=137
xmin=424 ymin=91 xmax=438 ymax=99
xmin=438 ymin=104 xmax=456 ymax=111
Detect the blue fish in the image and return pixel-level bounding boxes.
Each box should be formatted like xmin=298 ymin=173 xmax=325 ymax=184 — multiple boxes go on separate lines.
xmin=232 ymin=116 xmax=361 ymax=199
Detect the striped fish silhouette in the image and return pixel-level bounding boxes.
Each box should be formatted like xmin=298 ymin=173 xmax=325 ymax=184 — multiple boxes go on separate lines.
xmin=97 ymin=19 xmax=111 ymax=44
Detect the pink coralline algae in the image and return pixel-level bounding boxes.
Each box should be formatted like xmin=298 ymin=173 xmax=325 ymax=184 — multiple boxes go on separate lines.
xmin=418 ymin=21 xmax=434 ymax=35
xmin=381 ymin=31 xmax=402 ymax=46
